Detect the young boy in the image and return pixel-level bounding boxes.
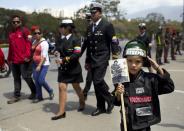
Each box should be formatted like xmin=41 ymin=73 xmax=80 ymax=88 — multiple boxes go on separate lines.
xmin=113 ymin=40 xmax=175 ymax=131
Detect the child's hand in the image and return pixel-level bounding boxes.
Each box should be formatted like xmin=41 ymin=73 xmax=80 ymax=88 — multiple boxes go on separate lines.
xmin=147 ymin=56 xmax=164 ymax=75
xmin=147 ymin=56 xmax=159 ymax=70
xmin=115 ymin=84 xmax=125 ymax=96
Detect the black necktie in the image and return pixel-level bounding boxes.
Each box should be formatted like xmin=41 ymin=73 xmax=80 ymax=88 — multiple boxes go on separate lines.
xmin=93 ymin=23 xmax=97 ymax=32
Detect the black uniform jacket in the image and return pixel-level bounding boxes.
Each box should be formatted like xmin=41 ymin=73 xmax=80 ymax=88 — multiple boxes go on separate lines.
xmin=55 ymin=35 xmax=82 ymax=75
xmin=113 ymin=69 xmax=174 ymax=130
xmin=82 ymin=18 xmax=120 ymax=67
xmin=136 ymin=32 xmax=151 ymax=49
xmin=164 ymin=32 xmax=171 ymax=45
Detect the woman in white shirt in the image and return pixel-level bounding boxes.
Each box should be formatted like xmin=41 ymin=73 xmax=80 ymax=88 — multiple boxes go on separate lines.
xmin=32 ymin=27 xmax=54 ymax=103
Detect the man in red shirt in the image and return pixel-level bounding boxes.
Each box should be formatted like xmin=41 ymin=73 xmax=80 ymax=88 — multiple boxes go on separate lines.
xmin=7 ymin=15 xmax=36 ymax=104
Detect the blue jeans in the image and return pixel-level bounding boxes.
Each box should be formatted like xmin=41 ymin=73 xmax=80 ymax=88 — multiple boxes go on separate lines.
xmin=33 ymin=64 xmax=53 ymax=99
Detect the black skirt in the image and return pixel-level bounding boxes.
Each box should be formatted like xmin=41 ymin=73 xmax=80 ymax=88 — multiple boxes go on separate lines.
xmin=57 ymin=70 xmax=83 ymax=83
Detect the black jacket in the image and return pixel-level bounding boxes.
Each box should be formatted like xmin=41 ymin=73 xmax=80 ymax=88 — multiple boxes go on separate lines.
xmin=136 ymin=32 xmax=151 ymax=49
xmin=82 ymin=18 xmax=120 ymax=67
xmin=113 ymin=69 xmax=174 ymax=130
xmin=55 ymin=34 xmax=82 ymax=75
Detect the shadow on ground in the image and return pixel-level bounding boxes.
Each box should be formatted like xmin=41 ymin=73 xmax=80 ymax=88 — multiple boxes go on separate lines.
xmin=158 ymin=123 xmax=184 ymax=129
xmin=3 ymin=92 xmax=30 ymax=100
xmin=42 ymin=101 xmax=96 ymax=116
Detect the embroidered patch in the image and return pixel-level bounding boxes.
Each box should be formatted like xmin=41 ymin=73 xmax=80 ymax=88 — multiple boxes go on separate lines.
xmin=112 ymin=36 xmax=118 ymax=43
xmin=126 ymin=48 xmax=146 ymax=57
xmin=136 ymin=106 xmax=153 ymax=116
xmin=73 ymin=46 xmax=81 ymax=53
xmin=129 ymin=96 xmax=152 ymax=104
xmin=136 ymin=87 xmax=145 ymax=94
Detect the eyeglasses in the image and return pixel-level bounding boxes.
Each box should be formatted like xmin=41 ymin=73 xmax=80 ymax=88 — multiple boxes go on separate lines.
xmin=90 ymin=10 xmax=98 ymax=14
xmin=12 ymin=21 xmax=20 ymax=24
xmin=34 ymin=32 xmax=41 ymax=35
xmin=139 ymin=27 xmax=145 ymax=30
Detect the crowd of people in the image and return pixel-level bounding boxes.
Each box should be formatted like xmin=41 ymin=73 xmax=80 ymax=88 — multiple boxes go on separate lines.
xmin=155 ymin=26 xmax=183 ymax=65
xmin=3 ymin=1 xmax=178 ymax=131
xmin=136 ymin=22 xmax=183 ymax=67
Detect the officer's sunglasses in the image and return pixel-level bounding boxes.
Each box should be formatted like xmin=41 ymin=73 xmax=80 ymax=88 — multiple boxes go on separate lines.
xmin=12 ymin=21 xmax=20 ymax=24
xmin=34 ymin=32 xmax=41 ymax=35
xmin=90 ymin=10 xmax=98 ymax=15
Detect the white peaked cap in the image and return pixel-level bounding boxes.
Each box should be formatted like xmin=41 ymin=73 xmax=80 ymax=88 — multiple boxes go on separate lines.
xmin=90 ymin=2 xmax=103 ymax=9
xmin=61 ymin=19 xmax=73 ymax=24
xmin=139 ymin=23 xmax=146 ymax=27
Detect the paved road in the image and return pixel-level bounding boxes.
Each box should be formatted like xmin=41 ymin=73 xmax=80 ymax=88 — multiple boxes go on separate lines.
xmin=0 ymin=48 xmax=184 ymax=131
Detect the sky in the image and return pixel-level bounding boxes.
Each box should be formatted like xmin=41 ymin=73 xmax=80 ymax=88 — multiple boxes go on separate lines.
xmin=0 ymin=0 xmax=183 ymax=17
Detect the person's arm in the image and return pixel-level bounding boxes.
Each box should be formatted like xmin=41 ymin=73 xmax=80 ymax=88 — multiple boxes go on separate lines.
xmin=63 ymin=38 xmax=81 ymax=63
xmin=7 ymin=36 xmax=12 ymax=63
xmin=157 ymin=68 xmax=175 ymax=95
xmin=36 ymin=41 xmax=47 ymax=71
xmin=147 ymin=56 xmax=164 ymax=75
xmin=36 ymin=56 xmax=45 ymax=71
xmin=147 ymin=34 xmax=152 ymax=47
xmin=106 ymin=23 xmax=121 ymax=59
xmin=147 ymin=56 xmax=175 ymax=94
xmin=111 ymin=84 xmax=125 ymax=106
xmin=22 ymin=27 xmax=32 ymax=61
xmin=80 ymin=37 xmax=87 ymax=57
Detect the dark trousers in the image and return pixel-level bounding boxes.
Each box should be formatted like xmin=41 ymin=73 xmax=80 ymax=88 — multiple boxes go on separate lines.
xmin=170 ymin=42 xmax=176 ymax=60
xmin=12 ymin=62 xmax=36 ymax=97
xmin=175 ymin=42 xmax=182 ymax=55
xmin=156 ymin=46 xmax=163 ymax=64
xmin=164 ymin=44 xmax=169 ymax=62
xmin=91 ymin=64 xmax=112 ymax=110
xmin=83 ymin=70 xmax=92 ymax=95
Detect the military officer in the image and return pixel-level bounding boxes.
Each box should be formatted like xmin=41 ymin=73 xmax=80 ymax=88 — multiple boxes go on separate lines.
xmin=82 ymin=2 xmax=120 ymax=116
xmin=164 ymin=27 xmax=171 ymax=63
xmin=51 ymin=19 xmax=85 ymax=120
xmin=155 ymin=26 xmax=164 ymax=65
xmin=136 ymin=23 xmax=153 ymax=72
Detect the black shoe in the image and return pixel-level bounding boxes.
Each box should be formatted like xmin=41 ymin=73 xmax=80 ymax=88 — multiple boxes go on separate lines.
xmin=164 ymin=60 xmax=170 ymax=63
xmin=0 ymin=67 xmax=7 ymax=73
xmin=51 ymin=112 xmax=66 ymax=120
xmin=32 ymin=98 xmax=43 ymax=103
xmin=78 ymin=99 xmax=85 ymax=112
xmin=78 ymin=106 xmax=85 ymax=112
xmin=84 ymin=93 xmax=87 ymax=101
xmin=49 ymin=92 xmax=54 ymax=100
xmin=106 ymin=103 xmax=114 ymax=114
xmin=91 ymin=109 xmax=106 ymax=116
xmin=7 ymin=97 xmax=20 ymax=104
xmin=28 ymin=93 xmax=36 ymax=100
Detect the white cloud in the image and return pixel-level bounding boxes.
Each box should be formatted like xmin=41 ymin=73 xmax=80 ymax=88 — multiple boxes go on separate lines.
xmin=11 ymin=1 xmax=91 ymax=17
xmin=2 ymin=0 xmax=182 ymax=17
xmin=120 ymin=0 xmax=183 ymax=14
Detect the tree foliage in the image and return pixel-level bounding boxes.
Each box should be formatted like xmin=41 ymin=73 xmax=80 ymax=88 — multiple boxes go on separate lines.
xmin=75 ymin=0 xmax=123 ymax=20
xmin=145 ymin=13 xmax=166 ymax=34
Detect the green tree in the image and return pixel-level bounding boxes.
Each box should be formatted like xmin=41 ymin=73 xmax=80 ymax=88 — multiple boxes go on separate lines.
xmin=145 ymin=13 xmax=165 ymax=35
